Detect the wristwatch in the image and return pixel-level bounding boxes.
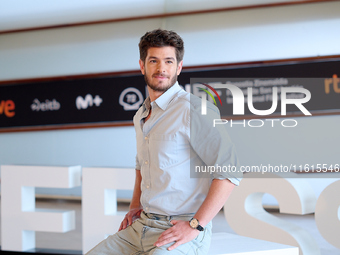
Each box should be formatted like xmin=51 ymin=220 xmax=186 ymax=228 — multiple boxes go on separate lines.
xmin=189 ymin=218 xmax=204 ymax=231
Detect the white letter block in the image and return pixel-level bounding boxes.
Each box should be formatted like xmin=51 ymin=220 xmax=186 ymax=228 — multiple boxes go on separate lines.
xmin=1 ymin=165 xmax=81 ymax=252
xmin=224 ymin=172 xmax=319 ymax=255
xmin=315 ymin=180 xmax=340 ymax=249
xmin=82 ymin=167 xmax=135 ymax=254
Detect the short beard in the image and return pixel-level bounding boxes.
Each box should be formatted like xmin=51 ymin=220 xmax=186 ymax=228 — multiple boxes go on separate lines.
xmin=145 ymin=73 xmax=178 ymax=93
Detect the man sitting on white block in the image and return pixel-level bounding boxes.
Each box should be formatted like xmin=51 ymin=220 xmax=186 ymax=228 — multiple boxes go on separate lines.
xmin=86 ymin=29 xmax=242 ymax=255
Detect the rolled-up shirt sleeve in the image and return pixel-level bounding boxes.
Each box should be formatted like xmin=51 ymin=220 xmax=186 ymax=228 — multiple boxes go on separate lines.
xmin=189 ymin=98 xmax=242 ymax=186
xmin=135 ymin=154 xmax=141 ymax=170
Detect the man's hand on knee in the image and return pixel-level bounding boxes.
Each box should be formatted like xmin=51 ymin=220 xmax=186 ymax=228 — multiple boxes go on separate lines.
xmin=154 ymin=220 xmax=199 ymax=251
xmin=119 ymin=208 xmax=143 ymax=231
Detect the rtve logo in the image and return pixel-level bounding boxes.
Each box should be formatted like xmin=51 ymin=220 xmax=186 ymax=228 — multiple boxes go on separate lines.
xmin=324 ymin=74 xmax=340 ymax=94
xmin=0 ymin=100 xmax=15 ymax=117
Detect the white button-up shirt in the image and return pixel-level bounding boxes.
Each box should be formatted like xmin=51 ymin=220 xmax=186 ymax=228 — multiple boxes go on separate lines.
xmin=134 ymin=82 xmax=241 ymax=215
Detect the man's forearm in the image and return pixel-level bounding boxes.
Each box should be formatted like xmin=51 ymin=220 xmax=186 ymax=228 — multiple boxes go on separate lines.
xmin=154 ymin=178 xmax=235 ymax=250
xmin=119 ymin=169 xmax=142 ymax=231
xmin=194 ymin=179 xmax=235 ymax=227
xmin=129 ymin=169 xmax=142 ymax=210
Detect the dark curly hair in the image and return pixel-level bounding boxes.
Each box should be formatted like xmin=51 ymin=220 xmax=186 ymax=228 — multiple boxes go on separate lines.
xmin=139 ymin=29 xmax=184 ymax=63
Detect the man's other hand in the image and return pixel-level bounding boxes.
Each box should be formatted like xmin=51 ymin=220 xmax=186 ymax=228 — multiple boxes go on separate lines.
xmin=118 ymin=208 xmax=143 ymax=231
xmin=154 ymin=220 xmax=200 ymax=251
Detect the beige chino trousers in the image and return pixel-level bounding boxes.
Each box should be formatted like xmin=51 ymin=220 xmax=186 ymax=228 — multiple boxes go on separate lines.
xmin=86 ymin=211 xmax=212 ymax=255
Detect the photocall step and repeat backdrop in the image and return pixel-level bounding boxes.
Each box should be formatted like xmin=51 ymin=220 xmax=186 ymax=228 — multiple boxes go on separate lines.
xmin=1 ymin=58 xmax=340 ymax=131
xmin=1 ymin=58 xmax=340 ymax=255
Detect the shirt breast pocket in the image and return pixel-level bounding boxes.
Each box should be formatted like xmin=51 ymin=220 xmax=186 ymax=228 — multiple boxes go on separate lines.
xmin=149 ymin=133 xmax=178 ymax=169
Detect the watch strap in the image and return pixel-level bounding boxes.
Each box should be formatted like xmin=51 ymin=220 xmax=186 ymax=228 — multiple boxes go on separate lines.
xmin=196 ymin=224 xmax=204 ymax=231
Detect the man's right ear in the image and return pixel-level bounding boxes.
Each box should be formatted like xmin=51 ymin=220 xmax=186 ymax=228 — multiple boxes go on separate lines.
xmin=139 ymin=59 xmax=145 ymax=75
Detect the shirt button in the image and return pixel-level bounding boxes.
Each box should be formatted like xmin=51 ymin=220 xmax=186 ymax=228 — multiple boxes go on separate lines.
xmin=145 ymin=207 xmax=149 ymax=211
xmin=145 ymin=136 xmax=148 ymax=140
xmin=146 ymin=185 xmax=150 ymax=189
xmin=145 ymin=161 xmax=148 ymax=164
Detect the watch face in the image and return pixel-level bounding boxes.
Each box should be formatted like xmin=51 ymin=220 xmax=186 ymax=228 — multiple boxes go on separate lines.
xmin=190 ymin=218 xmax=199 ymax=228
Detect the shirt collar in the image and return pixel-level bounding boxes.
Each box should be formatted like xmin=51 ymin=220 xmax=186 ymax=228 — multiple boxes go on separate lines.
xmin=154 ymin=82 xmax=181 ymax=111
xmin=141 ymin=97 xmax=151 ymax=119
xmin=141 ymin=82 xmax=181 ymax=116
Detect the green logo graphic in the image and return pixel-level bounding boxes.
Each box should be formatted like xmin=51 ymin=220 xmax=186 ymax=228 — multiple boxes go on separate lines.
xmin=198 ymin=83 xmax=222 ymax=106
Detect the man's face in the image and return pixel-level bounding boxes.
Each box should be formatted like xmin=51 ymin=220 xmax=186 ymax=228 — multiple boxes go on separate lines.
xmin=139 ymin=46 xmax=183 ymax=92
